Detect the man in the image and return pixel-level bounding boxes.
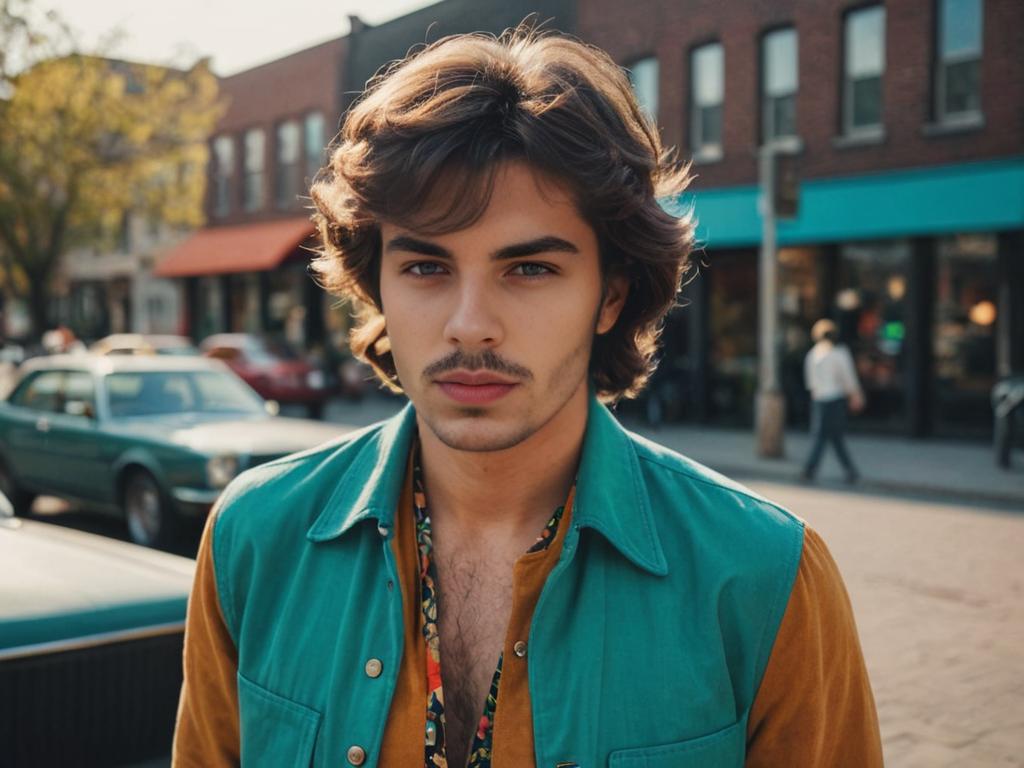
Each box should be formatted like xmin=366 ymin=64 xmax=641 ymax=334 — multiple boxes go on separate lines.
xmin=174 ymin=28 xmax=882 ymax=767
xmin=801 ymin=319 xmax=865 ymax=484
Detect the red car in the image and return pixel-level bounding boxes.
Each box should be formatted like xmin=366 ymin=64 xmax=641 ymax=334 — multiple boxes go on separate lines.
xmin=200 ymin=334 xmax=333 ymax=417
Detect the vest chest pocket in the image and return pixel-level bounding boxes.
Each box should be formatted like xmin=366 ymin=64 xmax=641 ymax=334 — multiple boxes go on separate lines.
xmin=607 ymin=718 xmax=745 ymax=768
xmin=238 ymin=671 xmax=322 ymax=768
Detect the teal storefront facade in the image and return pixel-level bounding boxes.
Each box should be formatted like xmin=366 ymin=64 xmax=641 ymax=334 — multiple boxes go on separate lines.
xmin=652 ymin=157 xmax=1024 ymax=439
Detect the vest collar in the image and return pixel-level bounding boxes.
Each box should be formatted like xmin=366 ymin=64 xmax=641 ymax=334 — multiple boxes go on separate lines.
xmin=306 ymin=402 xmax=417 ymax=543
xmin=306 ymin=394 xmax=668 ymax=576
xmin=574 ymin=395 xmax=668 ymax=575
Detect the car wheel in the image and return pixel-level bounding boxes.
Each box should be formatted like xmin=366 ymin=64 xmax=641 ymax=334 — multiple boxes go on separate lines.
xmin=123 ymin=469 xmax=178 ymax=549
xmin=0 ymin=459 xmax=36 ymax=517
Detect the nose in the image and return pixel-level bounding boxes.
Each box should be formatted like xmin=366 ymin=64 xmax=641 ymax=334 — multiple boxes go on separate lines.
xmin=443 ymin=276 xmax=504 ymax=349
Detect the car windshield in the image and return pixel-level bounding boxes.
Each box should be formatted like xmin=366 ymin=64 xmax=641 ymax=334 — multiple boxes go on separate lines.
xmin=105 ymin=370 xmax=266 ymax=418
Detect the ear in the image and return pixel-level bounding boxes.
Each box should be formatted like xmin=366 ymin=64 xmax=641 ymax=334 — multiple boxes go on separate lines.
xmin=596 ymin=274 xmax=629 ymax=335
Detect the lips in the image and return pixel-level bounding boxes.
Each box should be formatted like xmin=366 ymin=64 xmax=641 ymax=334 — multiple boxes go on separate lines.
xmin=435 ymin=371 xmax=519 ymax=405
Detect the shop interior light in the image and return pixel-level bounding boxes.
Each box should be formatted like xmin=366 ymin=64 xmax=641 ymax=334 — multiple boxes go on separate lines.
xmin=887 ymin=275 xmax=906 ymax=301
xmin=836 ymin=288 xmax=861 ymax=310
xmin=968 ymin=300 xmax=997 ymax=326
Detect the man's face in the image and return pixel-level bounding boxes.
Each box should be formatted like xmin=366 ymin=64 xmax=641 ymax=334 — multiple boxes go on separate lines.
xmin=378 ymin=161 xmax=626 ymax=452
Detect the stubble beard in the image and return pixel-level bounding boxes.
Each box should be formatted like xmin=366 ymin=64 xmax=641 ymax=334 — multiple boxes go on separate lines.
xmin=417 ymin=334 xmax=593 ymax=454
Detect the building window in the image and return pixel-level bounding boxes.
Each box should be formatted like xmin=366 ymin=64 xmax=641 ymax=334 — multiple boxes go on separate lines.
xmin=628 ymin=56 xmax=659 ymax=121
xmin=837 ymin=240 xmax=910 ymax=430
xmin=690 ymin=42 xmax=724 ymax=158
xmin=936 ymin=0 xmax=983 ymax=122
xmin=304 ymin=111 xmax=325 ymax=183
xmin=933 ymin=233 xmax=998 ymax=437
xmin=213 ymin=135 xmax=234 ymax=217
xmin=843 ymin=6 xmax=886 ymax=135
xmin=243 ymin=128 xmax=265 ymax=212
xmin=762 ymin=27 xmax=798 ymax=144
xmin=275 ymin=120 xmax=301 ymax=209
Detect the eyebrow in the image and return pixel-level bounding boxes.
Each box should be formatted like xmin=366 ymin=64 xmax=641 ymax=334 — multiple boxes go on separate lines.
xmin=384 ymin=234 xmax=580 ymax=261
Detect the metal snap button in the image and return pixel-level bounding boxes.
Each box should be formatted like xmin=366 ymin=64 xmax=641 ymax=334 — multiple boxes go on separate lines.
xmin=364 ymin=658 xmax=383 ymax=678
xmin=347 ymin=745 xmax=366 ymax=765
xmin=513 ymin=640 xmax=527 ymax=658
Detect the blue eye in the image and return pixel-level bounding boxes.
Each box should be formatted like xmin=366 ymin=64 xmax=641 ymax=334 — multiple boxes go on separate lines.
xmin=511 ymin=263 xmax=552 ymax=277
xmin=408 ymin=262 xmax=447 ymax=276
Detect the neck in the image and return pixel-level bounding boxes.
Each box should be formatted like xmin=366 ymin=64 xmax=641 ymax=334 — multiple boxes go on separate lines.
xmin=416 ymin=384 xmax=588 ymax=540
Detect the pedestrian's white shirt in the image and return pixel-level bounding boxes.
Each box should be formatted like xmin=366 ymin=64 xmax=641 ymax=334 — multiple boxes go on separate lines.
xmin=804 ymin=341 xmax=863 ymax=402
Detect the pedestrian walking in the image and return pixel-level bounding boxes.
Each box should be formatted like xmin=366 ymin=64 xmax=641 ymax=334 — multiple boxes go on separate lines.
xmin=174 ymin=28 xmax=881 ymax=767
xmin=801 ymin=319 xmax=865 ymax=483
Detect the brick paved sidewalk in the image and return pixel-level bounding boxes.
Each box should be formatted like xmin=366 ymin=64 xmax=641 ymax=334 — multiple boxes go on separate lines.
xmin=624 ymin=419 xmax=1024 ymax=509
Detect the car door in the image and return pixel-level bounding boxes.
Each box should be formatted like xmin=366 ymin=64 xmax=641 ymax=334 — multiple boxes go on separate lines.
xmin=45 ymin=370 xmax=109 ymax=502
xmin=1 ymin=370 xmax=65 ymax=490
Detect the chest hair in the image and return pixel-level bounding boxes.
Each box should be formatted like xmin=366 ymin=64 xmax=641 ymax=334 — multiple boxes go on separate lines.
xmin=433 ymin=549 xmax=516 ymax=766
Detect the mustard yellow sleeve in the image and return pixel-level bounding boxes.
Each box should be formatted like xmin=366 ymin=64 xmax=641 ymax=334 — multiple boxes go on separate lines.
xmin=172 ymin=509 xmax=241 ymax=767
xmin=746 ymin=526 xmax=882 ymax=767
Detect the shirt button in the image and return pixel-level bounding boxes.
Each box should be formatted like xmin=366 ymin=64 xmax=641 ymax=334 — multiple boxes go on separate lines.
xmin=513 ymin=640 xmax=527 ymax=658
xmin=347 ymin=745 xmax=366 ymax=765
xmin=377 ymin=523 xmax=389 ymax=538
xmin=364 ymin=658 xmax=383 ymax=678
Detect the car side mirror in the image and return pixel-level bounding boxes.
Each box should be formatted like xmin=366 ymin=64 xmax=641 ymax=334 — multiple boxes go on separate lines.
xmin=264 ymin=399 xmax=280 ymax=416
xmin=65 ymin=400 xmax=95 ymax=419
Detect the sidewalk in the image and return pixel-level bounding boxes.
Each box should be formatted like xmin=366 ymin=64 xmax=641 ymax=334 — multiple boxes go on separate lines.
xmin=622 ymin=418 xmax=1024 ymax=509
xmin=318 ymin=396 xmax=1024 ymax=509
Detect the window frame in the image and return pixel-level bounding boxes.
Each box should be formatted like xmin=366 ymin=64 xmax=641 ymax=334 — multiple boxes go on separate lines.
xmin=274 ymin=119 xmax=301 ymax=210
xmin=842 ymin=4 xmax=887 ymax=137
xmin=689 ymin=41 xmax=725 ymax=160
xmin=242 ymin=127 xmax=266 ymax=213
xmin=303 ymin=111 xmax=326 ymax=184
xmin=760 ymin=26 xmax=799 ymax=145
xmin=934 ymin=0 xmax=984 ymax=123
xmin=212 ymin=135 xmax=235 ymax=218
xmin=627 ymin=55 xmax=660 ymax=123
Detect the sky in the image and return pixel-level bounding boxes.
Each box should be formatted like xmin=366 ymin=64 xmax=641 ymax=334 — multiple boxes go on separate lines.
xmin=42 ymin=0 xmax=441 ymax=75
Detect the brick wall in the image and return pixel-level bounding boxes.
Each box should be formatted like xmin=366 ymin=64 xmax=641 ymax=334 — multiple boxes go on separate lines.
xmin=577 ymin=0 xmax=1024 ymax=190
xmin=206 ymin=37 xmax=347 ymax=224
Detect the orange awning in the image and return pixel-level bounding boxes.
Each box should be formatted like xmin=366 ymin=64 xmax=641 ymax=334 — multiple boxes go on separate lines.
xmin=153 ymin=217 xmax=315 ymax=278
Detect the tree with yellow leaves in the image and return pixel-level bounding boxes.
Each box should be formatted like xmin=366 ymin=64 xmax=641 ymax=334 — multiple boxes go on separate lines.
xmin=0 ymin=0 xmax=223 ymax=337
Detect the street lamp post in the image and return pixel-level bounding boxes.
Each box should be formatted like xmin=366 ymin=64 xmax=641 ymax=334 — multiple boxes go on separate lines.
xmin=755 ymin=143 xmax=797 ymax=458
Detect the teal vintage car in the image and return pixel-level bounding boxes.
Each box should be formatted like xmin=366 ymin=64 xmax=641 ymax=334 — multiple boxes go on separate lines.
xmin=1 ymin=490 xmax=195 ymax=766
xmin=0 ymin=354 xmax=351 ymax=548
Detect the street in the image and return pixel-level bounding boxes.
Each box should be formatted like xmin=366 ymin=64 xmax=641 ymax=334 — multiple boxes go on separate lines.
xmin=755 ymin=481 xmax=1024 ymax=768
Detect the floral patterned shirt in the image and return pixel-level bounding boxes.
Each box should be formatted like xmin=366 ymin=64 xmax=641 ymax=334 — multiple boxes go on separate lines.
xmin=412 ymin=447 xmax=566 ymax=768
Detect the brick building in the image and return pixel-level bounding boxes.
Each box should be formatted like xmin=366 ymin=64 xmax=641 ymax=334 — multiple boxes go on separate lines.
xmin=580 ymin=0 xmax=1023 ymax=438
xmin=155 ymin=36 xmax=348 ymax=353
xmin=153 ymin=0 xmax=1021 ymax=439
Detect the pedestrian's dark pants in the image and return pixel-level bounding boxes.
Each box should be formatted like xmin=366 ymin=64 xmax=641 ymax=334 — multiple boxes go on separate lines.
xmin=803 ymin=397 xmax=859 ymax=479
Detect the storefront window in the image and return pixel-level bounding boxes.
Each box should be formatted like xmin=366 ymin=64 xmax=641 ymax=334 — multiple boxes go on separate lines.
xmin=265 ymin=263 xmax=307 ymax=350
xmin=196 ymin=276 xmax=225 ymax=342
xmin=837 ymin=241 xmax=909 ymax=431
xmin=228 ymin=273 xmax=261 ymax=334
xmin=707 ymin=250 xmax=757 ymax=426
xmin=933 ymin=234 xmax=998 ymax=437
xmin=778 ymin=247 xmax=825 ymax=426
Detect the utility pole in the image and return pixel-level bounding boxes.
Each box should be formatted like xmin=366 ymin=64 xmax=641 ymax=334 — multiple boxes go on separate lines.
xmin=756 ymin=144 xmax=799 ymax=458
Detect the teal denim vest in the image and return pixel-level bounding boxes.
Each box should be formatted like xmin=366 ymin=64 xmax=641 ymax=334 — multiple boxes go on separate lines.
xmin=211 ymin=396 xmax=804 ymax=767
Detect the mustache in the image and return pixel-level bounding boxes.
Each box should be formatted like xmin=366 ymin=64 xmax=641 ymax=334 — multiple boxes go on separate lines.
xmin=422 ymin=349 xmax=533 ymax=381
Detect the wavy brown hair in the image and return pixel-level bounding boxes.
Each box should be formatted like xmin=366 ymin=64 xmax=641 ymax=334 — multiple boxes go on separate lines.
xmin=310 ymin=25 xmax=694 ymax=401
